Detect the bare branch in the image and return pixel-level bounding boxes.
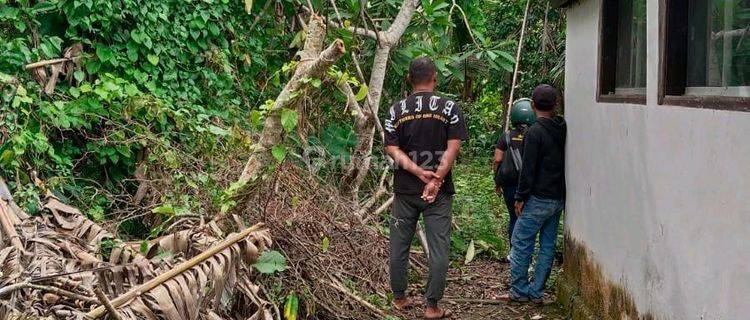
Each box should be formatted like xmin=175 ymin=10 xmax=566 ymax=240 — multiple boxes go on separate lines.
xmin=384 ymin=0 xmax=420 ymax=44
xmin=302 ymin=5 xmax=378 ymax=40
xmin=449 ymin=0 xmax=479 ymax=46
xmin=24 ymin=58 xmax=70 ymax=70
xmin=712 ymin=27 xmax=750 ymax=40
xmin=336 ymin=79 xmax=367 ymax=123
xmin=94 ymin=287 xmax=124 ymax=320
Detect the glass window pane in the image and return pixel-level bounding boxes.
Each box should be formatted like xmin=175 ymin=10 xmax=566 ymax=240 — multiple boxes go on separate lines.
xmin=687 ymin=0 xmax=750 ymax=88
xmin=615 ymin=0 xmax=648 ymax=89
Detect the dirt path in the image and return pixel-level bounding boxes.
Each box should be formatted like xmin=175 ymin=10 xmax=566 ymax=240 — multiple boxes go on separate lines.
xmin=394 ymin=260 xmax=566 ymax=320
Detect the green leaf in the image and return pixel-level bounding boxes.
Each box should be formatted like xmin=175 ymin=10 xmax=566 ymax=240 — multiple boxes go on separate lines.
xmin=271 ymin=145 xmax=287 ymax=163
xmin=355 ymin=84 xmax=369 ymax=101
xmin=208 ymin=125 xmax=230 ymax=136
xmin=86 ymin=60 xmax=101 ymax=74
xmin=0 ymin=150 xmax=14 ymax=165
xmin=253 ymin=250 xmax=287 ymax=274
xmin=152 ymin=205 xmax=175 ymax=216
xmin=31 ymin=1 xmax=57 ymax=14
xmin=310 ymin=78 xmax=321 ymax=88
xmin=147 ymin=54 xmax=160 ymax=65
xmin=464 ymin=240 xmax=475 ymax=264
xmin=96 ymin=46 xmax=115 ymax=62
xmin=280 ymin=108 xmax=298 ymax=132
xmin=321 ymin=236 xmax=330 ymax=253
xmin=140 ymin=240 xmax=149 ymax=253
xmin=73 ymin=70 xmax=85 ymax=82
xmin=69 ymin=86 xmax=80 ymax=98
xmin=79 ymin=83 xmax=92 ymax=93
xmin=284 ymin=293 xmax=298 ymax=320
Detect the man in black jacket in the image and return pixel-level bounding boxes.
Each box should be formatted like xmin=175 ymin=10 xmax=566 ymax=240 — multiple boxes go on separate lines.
xmin=501 ymin=84 xmax=566 ymax=303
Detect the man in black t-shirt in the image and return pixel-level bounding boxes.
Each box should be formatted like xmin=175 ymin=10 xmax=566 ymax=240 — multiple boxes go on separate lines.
xmin=384 ymin=57 xmax=468 ymax=319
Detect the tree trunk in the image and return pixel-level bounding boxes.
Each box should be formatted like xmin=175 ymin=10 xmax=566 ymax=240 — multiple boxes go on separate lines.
xmin=238 ymin=15 xmax=345 ymax=185
xmin=339 ymin=0 xmax=420 ymax=199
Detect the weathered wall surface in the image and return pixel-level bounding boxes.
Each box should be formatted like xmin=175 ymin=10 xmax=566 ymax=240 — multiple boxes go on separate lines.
xmin=561 ymin=0 xmax=750 ymax=319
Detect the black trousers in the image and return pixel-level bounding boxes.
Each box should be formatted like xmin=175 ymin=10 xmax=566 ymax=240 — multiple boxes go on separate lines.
xmin=389 ymin=193 xmax=453 ymax=308
xmin=502 ymin=183 xmax=519 ymax=248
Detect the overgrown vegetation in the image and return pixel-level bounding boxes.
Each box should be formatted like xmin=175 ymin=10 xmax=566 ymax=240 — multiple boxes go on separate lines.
xmin=1 ymin=0 xmax=566 ymax=318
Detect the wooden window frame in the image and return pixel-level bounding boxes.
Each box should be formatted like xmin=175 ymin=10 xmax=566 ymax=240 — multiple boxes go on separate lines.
xmin=597 ymin=0 xmax=647 ymax=105
xmin=659 ymin=0 xmax=750 ymax=112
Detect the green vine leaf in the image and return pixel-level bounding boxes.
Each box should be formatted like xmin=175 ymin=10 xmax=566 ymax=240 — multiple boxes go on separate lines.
xmin=464 ymin=239 xmax=476 ymax=264
xmin=147 ymin=54 xmax=160 ymax=65
xmin=271 ymin=145 xmax=287 ymax=163
xmin=280 ymin=108 xmax=298 ymax=133
xmin=355 ymin=84 xmax=369 ymax=101
xmin=253 ymin=250 xmax=287 ymax=274
xmin=73 ymin=71 xmax=85 ymax=82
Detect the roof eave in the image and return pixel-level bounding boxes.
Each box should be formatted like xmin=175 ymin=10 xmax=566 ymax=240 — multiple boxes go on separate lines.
xmin=551 ymin=0 xmax=576 ymax=8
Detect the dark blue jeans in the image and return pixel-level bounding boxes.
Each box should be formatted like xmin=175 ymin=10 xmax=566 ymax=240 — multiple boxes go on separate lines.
xmin=509 ymin=196 xmax=564 ymax=299
xmin=502 ymin=184 xmax=518 ymax=248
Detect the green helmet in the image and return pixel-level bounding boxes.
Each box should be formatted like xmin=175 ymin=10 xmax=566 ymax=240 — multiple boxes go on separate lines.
xmin=510 ymin=98 xmax=536 ymax=127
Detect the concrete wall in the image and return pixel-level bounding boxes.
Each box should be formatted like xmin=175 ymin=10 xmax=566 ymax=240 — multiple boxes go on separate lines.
xmin=563 ymin=0 xmax=750 ymax=319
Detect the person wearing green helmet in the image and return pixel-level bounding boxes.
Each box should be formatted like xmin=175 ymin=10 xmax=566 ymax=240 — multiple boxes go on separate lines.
xmin=493 ymin=98 xmax=536 ymax=261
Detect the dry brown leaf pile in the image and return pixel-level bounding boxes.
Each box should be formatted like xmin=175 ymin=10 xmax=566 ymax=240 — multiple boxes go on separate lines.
xmin=0 ymin=178 xmax=273 ymax=320
xmin=235 ymin=164 xmax=422 ymax=319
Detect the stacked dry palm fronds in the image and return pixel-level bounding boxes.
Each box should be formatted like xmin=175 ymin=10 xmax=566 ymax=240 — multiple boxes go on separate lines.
xmin=0 ymin=177 xmax=274 ymax=320
xmin=236 ymin=164 xmax=426 ymax=320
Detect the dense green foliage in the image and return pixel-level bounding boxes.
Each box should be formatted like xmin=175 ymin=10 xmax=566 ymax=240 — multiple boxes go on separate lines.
xmin=451 ymin=158 xmax=508 ymax=259
xmin=0 ymin=0 xmax=564 ymax=248
xmin=0 ymin=0 xmax=299 ymax=231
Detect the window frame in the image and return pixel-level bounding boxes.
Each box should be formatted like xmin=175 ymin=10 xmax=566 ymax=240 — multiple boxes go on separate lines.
xmin=659 ymin=0 xmax=750 ymax=112
xmin=597 ymin=0 xmax=648 ymax=105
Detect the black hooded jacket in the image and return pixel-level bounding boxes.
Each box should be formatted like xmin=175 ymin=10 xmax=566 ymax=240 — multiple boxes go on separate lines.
xmin=515 ymin=116 xmax=567 ymax=202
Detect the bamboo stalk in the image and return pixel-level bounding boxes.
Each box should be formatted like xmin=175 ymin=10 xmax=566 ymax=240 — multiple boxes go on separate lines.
xmin=85 ymin=224 xmax=265 ymax=319
xmin=504 ymin=0 xmax=531 ymax=132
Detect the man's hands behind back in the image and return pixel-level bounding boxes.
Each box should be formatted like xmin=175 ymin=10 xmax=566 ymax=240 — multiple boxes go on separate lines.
xmin=421 ymin=174 xmax=442 ymax=204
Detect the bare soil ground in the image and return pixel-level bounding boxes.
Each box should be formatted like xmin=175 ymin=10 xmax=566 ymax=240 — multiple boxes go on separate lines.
xmin=395 ymin=260 xmax=566 ymax=320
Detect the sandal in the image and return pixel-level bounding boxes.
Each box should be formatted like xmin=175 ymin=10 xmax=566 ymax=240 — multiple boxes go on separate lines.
xmin=424 ymin=308 xmax=452 ymax=319
xmin=393 ymin=298 xmax=413 ymax=311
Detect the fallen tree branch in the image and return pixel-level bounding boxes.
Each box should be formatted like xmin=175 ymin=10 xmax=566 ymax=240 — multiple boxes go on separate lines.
xmin=0 ymin=199 xmax=24 ymax=252
xmin=85 ymin=224 xmax=266 ymax=319
xmin=358 ymin=170 xmax=390 ymax=215
xmin=444 ymin=297 xmax=506 ymax=305
xmin=416 ymin=223 xmax=430 ymax=260
xmin=320 ymin=277 xmax=387 ymax=318
xmin=24 ymin=58 xmax=70 ymax=70
xmin=0 ymin=282 xmax=98 ymax=304
xmin=93 ymin=287 xmax=123 ymax=320
xmin=365 ymin=195 xmax=393 ymax=223
xmin=238 ymin=15 xmax=346 ymax=185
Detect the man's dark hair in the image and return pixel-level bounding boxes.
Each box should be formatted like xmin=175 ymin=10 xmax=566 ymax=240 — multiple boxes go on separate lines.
xmin=408 ymin=56 xmax=437 ymax=85
xmin=532 ymin=84 xmax=559 ymax=111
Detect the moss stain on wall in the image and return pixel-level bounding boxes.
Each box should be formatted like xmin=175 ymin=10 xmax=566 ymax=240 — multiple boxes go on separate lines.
xmin=557 ymin=233 xmax=655 ymax=320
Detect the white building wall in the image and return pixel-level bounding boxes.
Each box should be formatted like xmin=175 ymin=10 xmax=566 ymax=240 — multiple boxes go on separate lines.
xmin=564 ymin=0 xmax=750 ymax=319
